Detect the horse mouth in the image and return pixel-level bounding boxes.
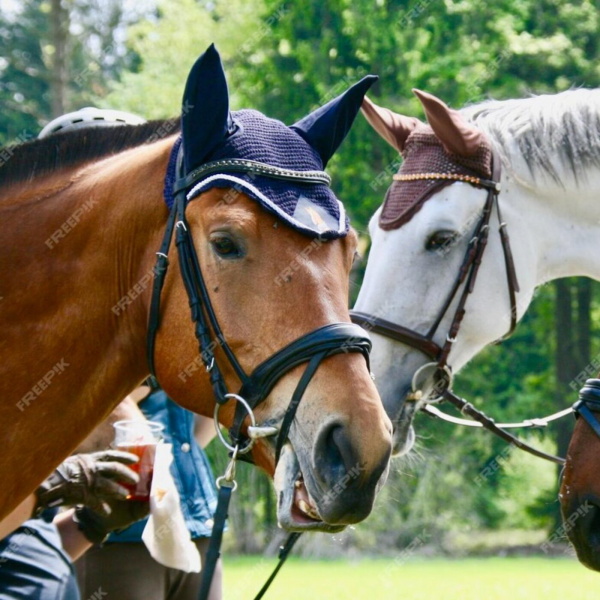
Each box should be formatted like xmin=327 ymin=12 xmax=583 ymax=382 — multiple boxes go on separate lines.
xmin=274 ymin=444 xmax=345 ymax=532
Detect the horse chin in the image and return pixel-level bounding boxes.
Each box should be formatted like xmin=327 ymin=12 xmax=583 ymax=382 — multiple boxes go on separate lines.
xmin=565 ymin=498 xmax=600 ymax=571
xmin=274 ymin=444 xmax=345 ymax=533
xmin=390 ymin=398 xmax=418 ymax=457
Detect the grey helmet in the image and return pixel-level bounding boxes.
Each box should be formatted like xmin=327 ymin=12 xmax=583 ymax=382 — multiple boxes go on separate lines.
xmin=38 ymin=107 xmax=146 ymax=138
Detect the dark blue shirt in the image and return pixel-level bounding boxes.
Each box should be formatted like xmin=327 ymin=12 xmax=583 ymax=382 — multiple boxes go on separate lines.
xmin=0 ymin=511 xmax=80 ymax=600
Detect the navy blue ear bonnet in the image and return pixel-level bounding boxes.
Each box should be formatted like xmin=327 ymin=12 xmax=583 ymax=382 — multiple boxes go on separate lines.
xmin=166 ymin=44 xmax=377 ymax=239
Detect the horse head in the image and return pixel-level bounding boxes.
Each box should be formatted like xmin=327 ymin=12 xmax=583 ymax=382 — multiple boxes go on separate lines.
xmin=154 ymin=46 xmax=392 ymax=530
xmin=354 ymin=90 xmax=535 ymax=456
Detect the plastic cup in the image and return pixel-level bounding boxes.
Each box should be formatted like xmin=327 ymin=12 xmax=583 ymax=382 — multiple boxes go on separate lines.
xmin=113 ymin=420 xmax=164 ymax=501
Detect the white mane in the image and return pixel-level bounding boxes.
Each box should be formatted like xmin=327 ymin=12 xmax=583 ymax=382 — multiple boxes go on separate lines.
xmin=461 ymin=89 xmax=600 ymax=188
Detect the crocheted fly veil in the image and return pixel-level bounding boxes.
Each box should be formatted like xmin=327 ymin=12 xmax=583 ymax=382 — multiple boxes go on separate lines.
xmin=361 ymin=91 xmax=493 ymax=230
xmin=170 ymin=45 xmax=377 ymax=239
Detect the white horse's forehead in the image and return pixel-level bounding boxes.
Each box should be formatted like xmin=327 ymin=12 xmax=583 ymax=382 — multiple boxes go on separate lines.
xmin=373 ymin=182 xmax=487 ymax=240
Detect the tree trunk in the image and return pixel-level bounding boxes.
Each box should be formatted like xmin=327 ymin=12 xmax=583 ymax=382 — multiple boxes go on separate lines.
xmin=552 ymin=278 xmax=593 ymax=529
xmin=50 ymin=0 xmax=69 ymax=117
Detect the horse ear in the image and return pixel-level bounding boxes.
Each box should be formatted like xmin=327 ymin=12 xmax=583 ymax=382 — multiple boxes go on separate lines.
xmin=290 ymin=75 xmax=378 ymax=167
xmin=413 ymin=88 xmax=484 ymax=156
xmin=181 ymin=44 xmax=234 ymax=172
xmin=361 ymin=96 xmax=421 ymax=152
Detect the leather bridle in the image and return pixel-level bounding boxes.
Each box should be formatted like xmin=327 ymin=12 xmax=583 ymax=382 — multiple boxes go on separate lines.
xmin=351 ymin=154 xmax=566 ymax=465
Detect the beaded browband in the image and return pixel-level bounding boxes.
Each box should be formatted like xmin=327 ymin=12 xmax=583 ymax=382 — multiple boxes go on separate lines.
xmin=175 ymin=157 xmax=332 ymax=195
xmin=393 ymin=172 xmax=500 ymax=191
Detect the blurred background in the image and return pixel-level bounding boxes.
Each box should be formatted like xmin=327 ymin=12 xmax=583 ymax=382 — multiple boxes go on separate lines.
xmin=3 ymin=0 xmax=600 ymax=566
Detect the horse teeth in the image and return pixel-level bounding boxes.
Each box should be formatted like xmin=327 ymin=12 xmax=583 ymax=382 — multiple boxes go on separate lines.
xmin=298 ymin=499 xmax=320 ymax=520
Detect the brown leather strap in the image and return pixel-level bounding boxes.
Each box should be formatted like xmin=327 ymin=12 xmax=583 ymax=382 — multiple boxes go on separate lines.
xmin=442 ymin=390 xmax=565 ymax=465
xmin=350 ymin=312 xmax=441 ymax=360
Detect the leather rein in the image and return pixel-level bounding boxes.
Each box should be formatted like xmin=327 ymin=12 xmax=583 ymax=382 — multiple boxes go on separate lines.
xmin=351 ymin=154 xmax=568 ymax=466
xmin=147 ymin=144 xmax=372 ymax=599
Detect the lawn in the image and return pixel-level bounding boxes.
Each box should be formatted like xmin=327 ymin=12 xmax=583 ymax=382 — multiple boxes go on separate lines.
xmin=223 ymin=556 xmax=599 ymax=599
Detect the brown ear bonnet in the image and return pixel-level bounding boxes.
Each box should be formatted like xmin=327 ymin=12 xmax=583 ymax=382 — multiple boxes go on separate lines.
xmin=363 ymin=91 xmax=494 ymax=230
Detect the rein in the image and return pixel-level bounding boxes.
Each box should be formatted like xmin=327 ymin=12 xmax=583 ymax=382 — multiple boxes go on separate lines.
xmin=147 ymin=141 xmax=372 ymax=599
xmin=351 ymin=154 xmax=568 ymax=466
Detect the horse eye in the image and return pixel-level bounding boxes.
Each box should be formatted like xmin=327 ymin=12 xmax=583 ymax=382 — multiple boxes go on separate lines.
xmin=210 ymin=235 xmax=242 ymax=258
xmin=425 ymin=230 xmax=458 ymax=252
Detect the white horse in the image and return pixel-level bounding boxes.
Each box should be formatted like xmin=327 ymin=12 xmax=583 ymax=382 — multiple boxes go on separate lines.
xmin=354 ymin=88 xmax=600 ymax=456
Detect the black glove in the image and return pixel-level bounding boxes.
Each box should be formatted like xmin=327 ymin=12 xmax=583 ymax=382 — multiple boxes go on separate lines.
xmin=34 ymin=450 xmax=140 ymax=516
xmin=74 ymin=500 xmax=150 ymax=545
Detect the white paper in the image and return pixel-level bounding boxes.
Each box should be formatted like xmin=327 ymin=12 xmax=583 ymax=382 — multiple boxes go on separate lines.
xmin=141 ymin=443 xmax=201 ymax=572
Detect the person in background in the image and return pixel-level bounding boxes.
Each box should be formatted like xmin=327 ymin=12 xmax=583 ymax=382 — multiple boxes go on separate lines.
xmin=76 ymin=378 xmax=223 ymax=600
xmin=0 ymin=449 xmax=148 ymax=600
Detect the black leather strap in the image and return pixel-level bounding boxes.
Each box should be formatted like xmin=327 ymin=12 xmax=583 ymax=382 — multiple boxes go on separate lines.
xmin=574 ymin=402 xmax=600 ymax=440
xmin=253 ymin=533 xmax=302 ymax=600
xmin=274 ymin=352 xmax=325 ymax=464
xmin=147 ymin=203 xmax=179 ymax=376
xmin=198 ymin=483 xmax=233 ymax=600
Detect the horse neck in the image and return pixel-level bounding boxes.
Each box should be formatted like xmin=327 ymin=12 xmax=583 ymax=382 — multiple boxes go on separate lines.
xmin=501 ymin=161 xmax=600 ymax=291
xmin=0 ymin=137 xmax=175 ymax=458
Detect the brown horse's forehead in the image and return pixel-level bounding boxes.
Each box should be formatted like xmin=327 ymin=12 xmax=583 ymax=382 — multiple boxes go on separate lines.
xmin=190 ymin=189 xmax=355 ymax=261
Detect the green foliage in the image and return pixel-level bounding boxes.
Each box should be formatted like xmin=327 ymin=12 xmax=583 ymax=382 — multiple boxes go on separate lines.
xmin=7 ymin=0 xmax=600 ymax=553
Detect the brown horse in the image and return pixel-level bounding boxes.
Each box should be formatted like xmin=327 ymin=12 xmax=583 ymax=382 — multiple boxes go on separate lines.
xmin=0 ymin=46 xmax=392 ymax=531
xmin=560 ymin=380 xmax=600 ymax=569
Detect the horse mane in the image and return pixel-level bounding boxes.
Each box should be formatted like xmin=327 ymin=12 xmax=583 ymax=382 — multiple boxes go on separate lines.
xmin=462 ymin=89 xmax=600 ymax=186
xmin=0 ymin=117 xmax=180 ymax=188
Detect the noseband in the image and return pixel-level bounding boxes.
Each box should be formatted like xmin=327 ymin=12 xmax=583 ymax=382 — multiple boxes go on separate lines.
xmin=351 ymin=154 xmax=566 ymax=465
xmin=147 ymin=144 xmax=372 ymax=461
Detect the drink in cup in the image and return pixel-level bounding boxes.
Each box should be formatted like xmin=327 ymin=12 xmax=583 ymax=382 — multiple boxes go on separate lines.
xmin=113 ymin=420 xmax=164 ymax=501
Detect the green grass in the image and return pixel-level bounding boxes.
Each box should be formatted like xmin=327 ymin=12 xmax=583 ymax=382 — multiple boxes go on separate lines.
xmin=223 ymin=556 xmax=600 ymax=599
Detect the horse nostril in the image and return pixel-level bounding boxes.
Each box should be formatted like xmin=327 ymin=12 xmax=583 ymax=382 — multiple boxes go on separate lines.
xmin=314 ymin=422 xmax=356 ymax=485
